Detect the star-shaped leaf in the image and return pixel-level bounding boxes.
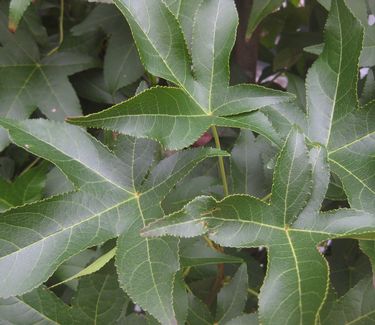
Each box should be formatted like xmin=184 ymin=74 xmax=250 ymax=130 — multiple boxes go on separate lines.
xmin=67 ymin=0 xmax=294 ymax=150
xmin=305 ymin=0 xmax=375 ymax=215
xmin=143 ymin=128 xmax=375 ymax=324
xmin=262 ymin=0 xmax=375 ymax=214
xmin=0 ymin=8 xmax=97 ymax=150
xmin=0 ymin=118 xmax=227 ymax=324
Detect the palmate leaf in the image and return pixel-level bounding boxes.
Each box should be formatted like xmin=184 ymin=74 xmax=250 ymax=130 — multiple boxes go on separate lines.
xmin=143 ymin=129 xmax=375 ymax=325
xmin=0 ymin=118 xmax=227 ymax=324
xmin=306 ymin=0 xmax=375 ymax=214
xmin=67 ymin=0 xmax=294 ymax=150
xmin=263 ymin=0 xmax=375 ymax=214
xmin=0 ymin=7 xmax=97 ymax=151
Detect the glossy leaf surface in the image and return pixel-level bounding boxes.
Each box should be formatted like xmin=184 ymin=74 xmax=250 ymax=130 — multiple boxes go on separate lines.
xmin=143 ymin=129 xmax=375 ymax=324
xmin=0 ymin=118 xmax=226 ymax=324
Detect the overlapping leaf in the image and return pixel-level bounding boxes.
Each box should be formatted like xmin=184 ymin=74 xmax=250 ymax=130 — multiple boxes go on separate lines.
xmin=316 ymin=0 xmax=375 ymax=67
xmin=262 ymin=0 xmax=375 ymax=215
xmin=0 ymin=118 xmax=227 ymax=324
xmin=67 ymin=0 xmax=294 ymax=150
xmin=319 ymin=276 xmax=375 ymax=324
xmin=245 ymin=0 xmax=284 ymax=38
xmin=0 ymin=162 xmax=47 ymax=211
xmin=0 ymin=6 xmax=97 ymax=150
xmin=306 ymin=0 xmax=375 ymax=214
xmin=0 ymin=286 xmax=73 ymax=324
xmin=71 ymin=3 xmax=144 ymax=95
xmin=71 ymin=267 xmax=129 ymax=324
xmin=143 ymin=129 xmax=375 ymax=324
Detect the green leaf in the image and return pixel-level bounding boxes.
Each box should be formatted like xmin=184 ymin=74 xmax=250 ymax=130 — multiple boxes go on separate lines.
xmin=53 ymin=249 xmax=98 ymax=291
xmin=320 ymin=276 xmax=375 ymax=324
xmin=163 ymin=176 xmax=220 ymax=214
xmin=230 ymin=131 xmax=275 ymax=198
xmin=8 ymin=0 xmax=32 ymax=32
xmin=0 ymin=118 xmax=227 ymax=325
xmin=301 ymin=0 xmax=375 ymax=216
xmin=360 ymin=69 xmax=375 ymax=106
xmin=187 ymin=294 xmax=214 ymax=325
xmin=245 ymin=0 xmax=284 ymax=39
xmin=68 ymin=0 xmax=294 ymax=150
xmin=359 ymin=240 xmax=375 ymax=279
xmin=0 ymin=15 xmax=97 ymax=150
xmin=286 ymin=73 xmax=306 ymax=112
xmin=216 ymin=264 xmax=248 ymax=324
xmin=72 ymin=4 xmax=144 ymax=94
xmin=303 ymin=43 xmax=324 ymax=56
xmin=72 ymin=268 xmax=129 ymax=324
xmin=68 ymin=86 xmax=287 ymax=150
xmin=327 ymin=239 xmax=372 ymax=296
xmin=173 ymin=271 xmax=189 ymax=325
xmin=0 ymin=286 xmax=72 ymax=324
xmin=143 ymin=129 xmax=375 ymax=324
xmin=317 ymin=0 xmax=375 ymax=67
xmin=306 ymin=0 xmax=364 ymax=146
xmin=180 ymin=238 xmax=243 ymax=268
xmin=50 ymin=247 xmax=117 ymax=289
xmin=0 ymin=162 xmax=47 ymax=211
xmin=44 ymin=167 xmax=74 ymax=197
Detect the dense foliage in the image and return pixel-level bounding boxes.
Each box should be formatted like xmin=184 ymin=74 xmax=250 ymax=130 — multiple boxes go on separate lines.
xmin=0 ymin=0 xmax=375 ymax=324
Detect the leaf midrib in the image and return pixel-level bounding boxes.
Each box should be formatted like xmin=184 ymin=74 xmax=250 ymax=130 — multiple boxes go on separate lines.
xmin=5 ymin=122 xmax=134 ymax=195
xmin=285 ymin=230 xmax=303 ymax=324
xmin=113 ymin=1 xmax=204 ymax=109
xmin=325 ymin=0 xmax=344 ymax=147
xmin=0 ymin=196 xmax=135 ymax=263
xmin=135 ymin=195 xmax=176 ymax=324
xmin=328 ymin=158 xmax=375 ymax=195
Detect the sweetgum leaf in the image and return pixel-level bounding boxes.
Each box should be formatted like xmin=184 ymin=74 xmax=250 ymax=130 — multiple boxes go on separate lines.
xmin=230 ymin=131 xmax=274 ymax=197
xmin=186 ymin=294 xmax=214 ymax=325
xmin=316 ymin=0 xmax=375 ymax=67
xmin=67 ymin=0 xmax=294 ymax=150
xmin=0 ymin=162 xmax=47 ymax=211
xmin=71 ymin=268 xmax=129 ymax=324
xmin=327 ymin=239 xmax=372 ymax=296
xmin=71 ymin=4 xmax=144 ymax=94
xmin=267 ymin=0 xmax=375 ymax=214
xmin=0 ymin=118 xmax=227 ymax=324
xmin=0 ymin=9 xmax=97 ymax=150
xmin=246 ymin=0 xmax=284 ymax=38
xmin=319 ymin=276 xmax=375 ymax=324
xmin=216 ymin=264 xmax=248 ymax=324
xmin=0 ymin=286 xmax=72 ymax=324
xmin=143 ymin=128 xmax=375 ymax=324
